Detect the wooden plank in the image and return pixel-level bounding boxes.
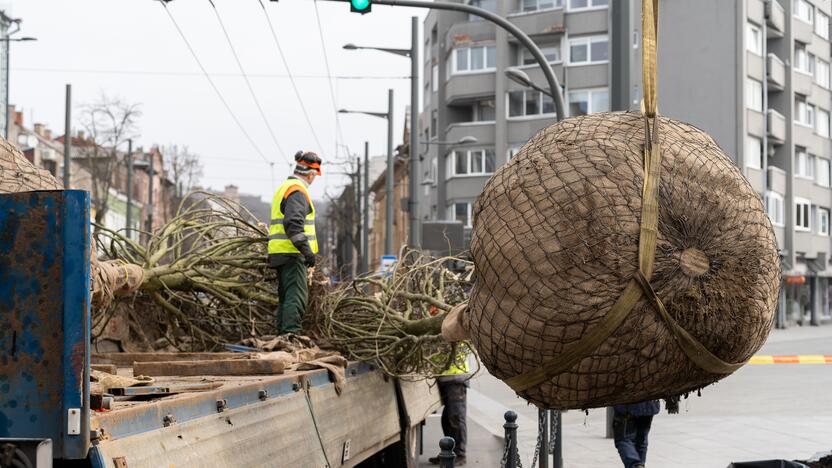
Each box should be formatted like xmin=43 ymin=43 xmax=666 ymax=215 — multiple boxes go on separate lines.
xmin=93 ymin=352 xmax=250 ymax=366
xmin=134 ymin=359 xmax=285 ymax=377
xmin=90 ymin=364 xmax=117 ymax=374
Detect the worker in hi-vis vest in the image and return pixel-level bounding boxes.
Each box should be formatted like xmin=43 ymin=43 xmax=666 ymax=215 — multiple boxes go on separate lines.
xmin=268 ymin=151 xmax=321 ymax=336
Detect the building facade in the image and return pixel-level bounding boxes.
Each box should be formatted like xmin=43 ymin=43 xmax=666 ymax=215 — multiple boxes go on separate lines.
xmin=419 ymin=0 xmax=832 ymax=326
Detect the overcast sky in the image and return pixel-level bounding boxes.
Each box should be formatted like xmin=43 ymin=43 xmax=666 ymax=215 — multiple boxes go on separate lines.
xmin=6 ymin=0 xmax=425 ymax=202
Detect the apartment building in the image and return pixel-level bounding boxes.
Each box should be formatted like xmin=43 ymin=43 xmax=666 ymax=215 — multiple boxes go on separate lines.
xmin=419 ymin=0 xmax=832 ymax=326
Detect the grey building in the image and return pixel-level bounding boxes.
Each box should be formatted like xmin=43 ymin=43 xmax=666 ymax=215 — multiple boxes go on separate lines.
xmin=419 ymin=0 xmax=832 ymax=326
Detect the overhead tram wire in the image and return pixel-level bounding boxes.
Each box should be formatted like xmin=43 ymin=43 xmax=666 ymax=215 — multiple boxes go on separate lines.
xmin=207 ymin=0 xmax=290 ymax=166
xmin=257 ymin=0 xmax=327 ymax=157
xmin=159 ymin=1 xmax=273 ymax=167
xmin=312 ymin=0 xmax=347 ymax=159
xmin=13 ymin=67 xmax=410 ymax=79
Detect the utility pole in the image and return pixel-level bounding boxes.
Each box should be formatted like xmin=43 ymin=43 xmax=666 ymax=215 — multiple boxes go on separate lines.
xmin=385 ymin=88 xmax=394 ymax=256
xmin=147 ymin=152 xmax=154 ymax=234
xmin=63 ymin=84 xmax=71 ymax=188
xmin=362 ymin=141 xmax=370 ymax=274
xmin=356 ymin=155 xmax=362 ymax=275
xmin=408 ymin=15 xmax=420 ymax=248
xmin=126 ymin=138 xmax=133 ymax=239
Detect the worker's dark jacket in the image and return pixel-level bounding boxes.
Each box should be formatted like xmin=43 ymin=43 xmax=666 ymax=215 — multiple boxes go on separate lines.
xmin=613 ymin=400 xmax=661 ymax=417
xmin=268 ymin=176 xmax=313 ymax=267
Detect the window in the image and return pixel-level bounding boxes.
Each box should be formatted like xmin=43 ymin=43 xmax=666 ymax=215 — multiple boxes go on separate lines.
xmin=450 ymin=46 xmax=497 ymax=74
xmin=793 ymin=0 xmax=814 ymax=25
xmin=430 ymin=110 xmax=437 ymax=137
xmin=796 ymin=96 xmax=815 ymax=127
xmin=794 ymin=43 xmax=815 ymax=75
xmin=766 ymin=191 xmax=785 ymax=226
xmin=745 ymin=135 xmax=763 ymax=169
xmin=521 ymin=0 xmax=562 ymax=12
xmin=817 ymin=10 xmax=830 ymax=39
xmin=450 ymin=149 xmax=496 ymax=176
xmin=819 ymin=208 xmax=830 ymax=236
xmin=746 ymin=78 xmax=763 ymax=112
xmin=508 ymin=90 xmax=556 ymax=117
xmin=508 ymin=147 xmax=522 ymax=160
xmin=817 ymin=108 xmax=830 ymax=137
xmin=568 ymin=89 xmax=610 ymax=116
xmin=432 ymin=65 xmax=438 ymax=92
xmin=568 ymin=0 xmax=607 ymax=11
xmin=747 ymin=22 xmax=763 ymax=56
xmin=431 ymin=158 xmax=438 ymax=186
xmin=473 ymin=100 xmax=496 ymax=121
xmin=568 ymin=36 xmax=609 ymax=65
xmin=796 ymin=148 xmax=815 ymax=179
xmin=818 ymin=158 xmax=831 ymax=187
xmin=519 ymin=44 xmax=561 ymax=65
xmin=816 ymin=59 xmax=830 ymax=88
xmin=450 ymin=202 xmax=473 ymax=227
xmin=796 ymin=198 xmax=812 ymax=231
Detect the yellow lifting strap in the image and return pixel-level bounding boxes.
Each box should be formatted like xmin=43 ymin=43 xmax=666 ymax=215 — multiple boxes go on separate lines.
xmin=505 ymin=0 xmax=743 ymax=394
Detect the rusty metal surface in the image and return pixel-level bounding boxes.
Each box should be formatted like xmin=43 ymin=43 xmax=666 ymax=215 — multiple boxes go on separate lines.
xmin=398 ymin=379 xmax=442 ymax=428
xmin=95 ymin=389 xmax=328 ymax=468
xmin=0 ymin=190 xmax=90 ymax=459
xmin=308 ymin=370 xmax=401 ymax=466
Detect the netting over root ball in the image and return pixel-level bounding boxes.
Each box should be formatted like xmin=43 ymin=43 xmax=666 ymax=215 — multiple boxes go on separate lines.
xmin=467 ymin=112 xmax=780 ymax=409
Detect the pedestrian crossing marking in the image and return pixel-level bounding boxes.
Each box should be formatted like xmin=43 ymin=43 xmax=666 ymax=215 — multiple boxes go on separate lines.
xmin=749 ymin=355 xmax=832 ymax=364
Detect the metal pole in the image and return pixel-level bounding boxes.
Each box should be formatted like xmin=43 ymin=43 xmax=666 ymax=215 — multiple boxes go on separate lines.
xmin=356 ymin=155 xmax=362 ymax=275
xmin=362 ymin=141 xmax=370 ymax=274
xmin=504 ymin=411 xmax=518 ymax=468
xmin=63 ymin=84 xmax=71 ymax=188
xmin=4 ymin=39 xmax=10 ymax=139
xmin=408 ymin=15 xmax=420 ymax=248
xmin=539 ymin=409 xmax=549 ymax=468
xmin=126 ymin=138 xmax=133 ymax=239
xmin=553 ymin=410 xmax=562 ymax=468
xmin=438 ymin=437 xmax=456 ymax=468
xmin=385 ymin=88 xmax=394 ymax=256
xmin=147 ymin=152 xmax=154 ymax=233
xmin=605 ymin=407 xmax=614 ymax=439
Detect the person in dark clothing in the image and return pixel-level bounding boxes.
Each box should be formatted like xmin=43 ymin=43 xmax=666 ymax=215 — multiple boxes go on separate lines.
xmin=613 ymin=400 xmax=661 ymax=468
xmin=267 ymin=151 xmax=322 ymax=335
xmin=428 ymin=352 xmax=470 ymax=465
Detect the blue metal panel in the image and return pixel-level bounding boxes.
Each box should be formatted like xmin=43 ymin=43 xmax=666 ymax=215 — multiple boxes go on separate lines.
xmin=0 ymin=191 xmax=91 ymax=459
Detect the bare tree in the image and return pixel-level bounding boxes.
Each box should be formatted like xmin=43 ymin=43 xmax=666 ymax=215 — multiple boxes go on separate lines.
xmin=163 ymin=144 xmax=203 ymax=197
xmin=76 ymin=94 xmax=142 ymax=227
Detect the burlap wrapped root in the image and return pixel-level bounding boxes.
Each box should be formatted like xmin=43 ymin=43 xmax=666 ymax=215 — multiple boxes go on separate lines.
xmin=465 ymin=112 xmax=780 ymax=409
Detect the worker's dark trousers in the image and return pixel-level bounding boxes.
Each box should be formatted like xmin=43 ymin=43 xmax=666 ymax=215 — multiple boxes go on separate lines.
xmin=613 ymin=413 xmax=653 ymax=468
xmin=438 ymin=380 xmax=467 ymax=458
xmin=276 ymin=257 xmax=308 ymax=335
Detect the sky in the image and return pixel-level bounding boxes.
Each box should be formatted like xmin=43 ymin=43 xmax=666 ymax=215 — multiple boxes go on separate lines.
xmin=6 ymin=0 xmax=425 ymax=202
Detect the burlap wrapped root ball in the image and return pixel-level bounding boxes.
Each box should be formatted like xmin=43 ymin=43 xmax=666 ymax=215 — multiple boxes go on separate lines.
xmin=467 ymin=112 xmax=780 ymax=409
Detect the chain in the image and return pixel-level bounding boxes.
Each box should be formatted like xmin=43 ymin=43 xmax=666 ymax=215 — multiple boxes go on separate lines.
xmin=529 ymin=410 xmax=545 ymax=468
xmin=500 ymin=431 xmax=511 ymax=468
xmin=549 ymin=410 xmax=558 ymax=454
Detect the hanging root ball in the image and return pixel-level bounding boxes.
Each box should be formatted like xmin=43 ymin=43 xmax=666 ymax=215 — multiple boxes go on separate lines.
xmin=467 ymin=112 xmax=781 ymax=409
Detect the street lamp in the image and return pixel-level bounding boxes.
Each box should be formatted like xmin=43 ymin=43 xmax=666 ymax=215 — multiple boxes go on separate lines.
xmin=338 ymin=88 xmax=396 ymax=257
xmin=420 ymin=136 xmax=479 ymax=147
xmin=341 ymin=16 xmax=421 ymax=248
xmin=0 ymin=36 xmax=37 ymax=139
xmin=505 ymin=67 xmax=557 ymax=99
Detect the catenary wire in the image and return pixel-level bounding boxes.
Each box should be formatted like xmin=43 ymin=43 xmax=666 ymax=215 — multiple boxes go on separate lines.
xmin=159 ymin=1 xmax=274 ymax=167
xmin=12 ymin=67 xmax=409 ymax=80
xmin=207 ymin=0 xmax=290 ymax=165
xmin=257 ymin=0 xmax=327 ymax=156
xmin=311 ymin=0 xmax=347 ymax=158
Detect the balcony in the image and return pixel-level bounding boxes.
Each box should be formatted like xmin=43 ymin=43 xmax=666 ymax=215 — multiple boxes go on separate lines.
xmin=508 ymin=8 xmax=565 ymax=37
xmin=445 ymin=72 xmax=496 ymax=106
xmin=767 ymin=53 xmax=786 ymax=91
xmin=793 ymin=70 xmax=814 ymax=96
xmin=765 ymin=0 xmax=785 ymax=37
xmin=767 ymin=109 xmax=786 ymax=143
xmin=767 ymin=165 xmax=786 ymax=194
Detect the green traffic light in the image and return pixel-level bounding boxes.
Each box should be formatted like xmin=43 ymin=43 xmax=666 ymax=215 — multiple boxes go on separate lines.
xmin=350 ymin=0 xmax=371 ymax=13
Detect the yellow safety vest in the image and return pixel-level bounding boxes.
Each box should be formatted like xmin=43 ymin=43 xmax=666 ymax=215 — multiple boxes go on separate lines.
xmin=435 ymin=349 xmax=470 ymax=376
xmin=268 ymin=179 xmax=318 ymax=255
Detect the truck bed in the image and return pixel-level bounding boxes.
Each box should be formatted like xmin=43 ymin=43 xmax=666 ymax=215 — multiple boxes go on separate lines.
xmin=89 ymin=362 xmax=441 ymax=468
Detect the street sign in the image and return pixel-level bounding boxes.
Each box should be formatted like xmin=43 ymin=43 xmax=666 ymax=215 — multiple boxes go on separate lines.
xmin=380 ymin=255 xmax=397 ymax=277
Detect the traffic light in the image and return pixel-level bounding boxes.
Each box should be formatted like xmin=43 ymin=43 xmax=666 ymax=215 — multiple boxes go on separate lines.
xmin=350 ymin=0 xmax=371 ymax=14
